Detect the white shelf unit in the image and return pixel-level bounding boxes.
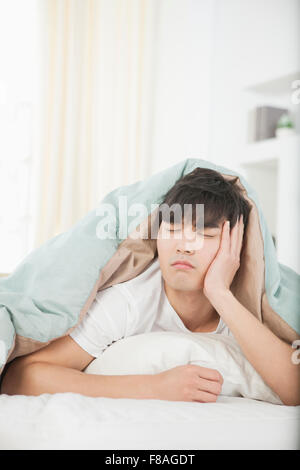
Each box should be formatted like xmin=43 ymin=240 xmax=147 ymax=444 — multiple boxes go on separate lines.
xmin=243 ymin=71 xmax=300 ymax=97
xmin=240 ymin=72 xmax=300 ymax=275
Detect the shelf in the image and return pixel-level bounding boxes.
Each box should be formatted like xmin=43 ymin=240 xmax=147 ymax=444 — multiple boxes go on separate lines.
xmin=243 ymin=70 xmax=300 ymax=96
xmin=241 ymin=134 xmax=300 ymax=167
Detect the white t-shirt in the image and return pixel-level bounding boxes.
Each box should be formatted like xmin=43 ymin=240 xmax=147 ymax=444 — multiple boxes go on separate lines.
xmin=70 ymin=258 xmax=233 ymax=357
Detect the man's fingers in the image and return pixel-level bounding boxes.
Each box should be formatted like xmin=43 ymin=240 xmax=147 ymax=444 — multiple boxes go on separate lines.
xmin=189 ymin=364 xmax=224 ymax=384
xmin=196 ymin=377 xmax=223 ymax=396
xmin=192 ymin=390 xmax=219 ymax=403
xmin=220 ymin=220 xmax=230 ymax=252
xmin=235 ymin=214 xmax=244 ymax=258
xmin=231 ymin=215 xmax=244 ymax=258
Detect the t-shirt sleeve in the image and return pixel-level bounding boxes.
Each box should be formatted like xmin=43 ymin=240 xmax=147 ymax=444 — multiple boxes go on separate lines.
xmin=69 ymin=286 xmax=134 ymax=357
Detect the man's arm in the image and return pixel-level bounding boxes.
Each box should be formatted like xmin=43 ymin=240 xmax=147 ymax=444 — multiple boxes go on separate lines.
xmin=207 ymin=290 xmax=300 ymax=406
xmin=1 ymin=335 xmax=223 ymax=403
xmin=0 ymin=336 xmax=158 ymax=398
xmin=203 ymin=216 xmax=300 ymax=406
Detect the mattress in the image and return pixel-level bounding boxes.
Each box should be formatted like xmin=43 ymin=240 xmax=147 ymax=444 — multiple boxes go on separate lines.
xmin=0 ymin=393 xmax=299 ymax=450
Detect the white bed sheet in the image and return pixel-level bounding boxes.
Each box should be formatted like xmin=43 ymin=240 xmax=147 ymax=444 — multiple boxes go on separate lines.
xmin=0 ymin=393 xmax=299 ymax=450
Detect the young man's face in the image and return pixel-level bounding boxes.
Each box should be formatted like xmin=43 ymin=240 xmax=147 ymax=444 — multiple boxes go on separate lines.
xmin=156 ymin=219 xmax=224 ymax=291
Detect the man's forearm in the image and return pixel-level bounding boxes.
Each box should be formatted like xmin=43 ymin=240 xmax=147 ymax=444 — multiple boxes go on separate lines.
xmin=209 ymin=290 xmax=300 ymax=406
xmin=1 ymin=360 xmax=160 ymax=399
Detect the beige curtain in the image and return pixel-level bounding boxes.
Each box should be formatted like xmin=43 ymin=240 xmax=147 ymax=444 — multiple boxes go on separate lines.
xmin=33 ymin=0 xmax=158 ymax=248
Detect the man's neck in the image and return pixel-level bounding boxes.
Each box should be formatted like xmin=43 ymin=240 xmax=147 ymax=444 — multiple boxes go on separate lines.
xmin=163 ymin=280 xmax=220 ymax=333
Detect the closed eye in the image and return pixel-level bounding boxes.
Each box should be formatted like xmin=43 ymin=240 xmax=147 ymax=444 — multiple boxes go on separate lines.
xmin=167 ymin=228 xmax=215 ymax=238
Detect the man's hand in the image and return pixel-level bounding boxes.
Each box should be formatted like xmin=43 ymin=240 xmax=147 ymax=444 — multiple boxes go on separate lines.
xmin=199 ymin=215 xmax=300 ymax=406
xmin=203 ymin=215 xmax=244 ymax=301
xmin=156 ymin=364 xmax=224 ymax=403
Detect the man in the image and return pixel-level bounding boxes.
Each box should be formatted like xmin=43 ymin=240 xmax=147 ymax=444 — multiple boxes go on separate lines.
xmin=2 ymin=168 xmax=299 ymax=405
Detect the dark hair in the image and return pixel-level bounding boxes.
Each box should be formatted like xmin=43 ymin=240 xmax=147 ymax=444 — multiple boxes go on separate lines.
xmin=157 ymin=167 xmax=251 ymax=231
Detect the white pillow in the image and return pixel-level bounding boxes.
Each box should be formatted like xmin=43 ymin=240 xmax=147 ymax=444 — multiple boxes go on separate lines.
xmin=84 ymin=331 xmax=282 ymax=404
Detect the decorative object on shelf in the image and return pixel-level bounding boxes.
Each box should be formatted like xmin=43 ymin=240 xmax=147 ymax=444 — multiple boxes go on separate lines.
xmin=275 ymin=112 xmax=296 ymax=138
xmin=252 ymin=105 xmax=288 ymax=142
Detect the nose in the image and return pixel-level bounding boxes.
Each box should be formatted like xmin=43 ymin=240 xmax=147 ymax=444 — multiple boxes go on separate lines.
xmin=174 ymin=225 xmax=204 ymax=252
xmin=176 ymin=246 xmax=195 ymax=255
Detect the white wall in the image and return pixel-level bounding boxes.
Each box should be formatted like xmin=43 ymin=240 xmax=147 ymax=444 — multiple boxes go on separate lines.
xmin=209 ymin=0 xmax=300 ymax=272
xmin=148 ymin=0 xmax=300 ymax=272
xmin=149 ymin=0 xmax=300 ymax=173
xmin=149 ymin=0 xmax=215 ymax=175
xmin=209 ymin=0 xmax=300 ymax=168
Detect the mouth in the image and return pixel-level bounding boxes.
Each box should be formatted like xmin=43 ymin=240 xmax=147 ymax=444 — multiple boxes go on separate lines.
xmin=171 ymin=260 xmax=194 ymax=270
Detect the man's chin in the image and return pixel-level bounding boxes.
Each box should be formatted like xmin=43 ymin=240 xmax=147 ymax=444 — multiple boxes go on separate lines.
xmin=165 ymin=277 xmax=204 ymax=292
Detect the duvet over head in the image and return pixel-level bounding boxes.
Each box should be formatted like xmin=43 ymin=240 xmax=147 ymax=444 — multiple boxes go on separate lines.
xmin=0 ymin=158 xmax=299 ymax=375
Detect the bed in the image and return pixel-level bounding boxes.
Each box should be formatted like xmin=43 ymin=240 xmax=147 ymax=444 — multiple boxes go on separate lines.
xmin=0 ymin=393 xmax=299 ymax=450
xmin=0 ymin=158 xmax=299 ymax=451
